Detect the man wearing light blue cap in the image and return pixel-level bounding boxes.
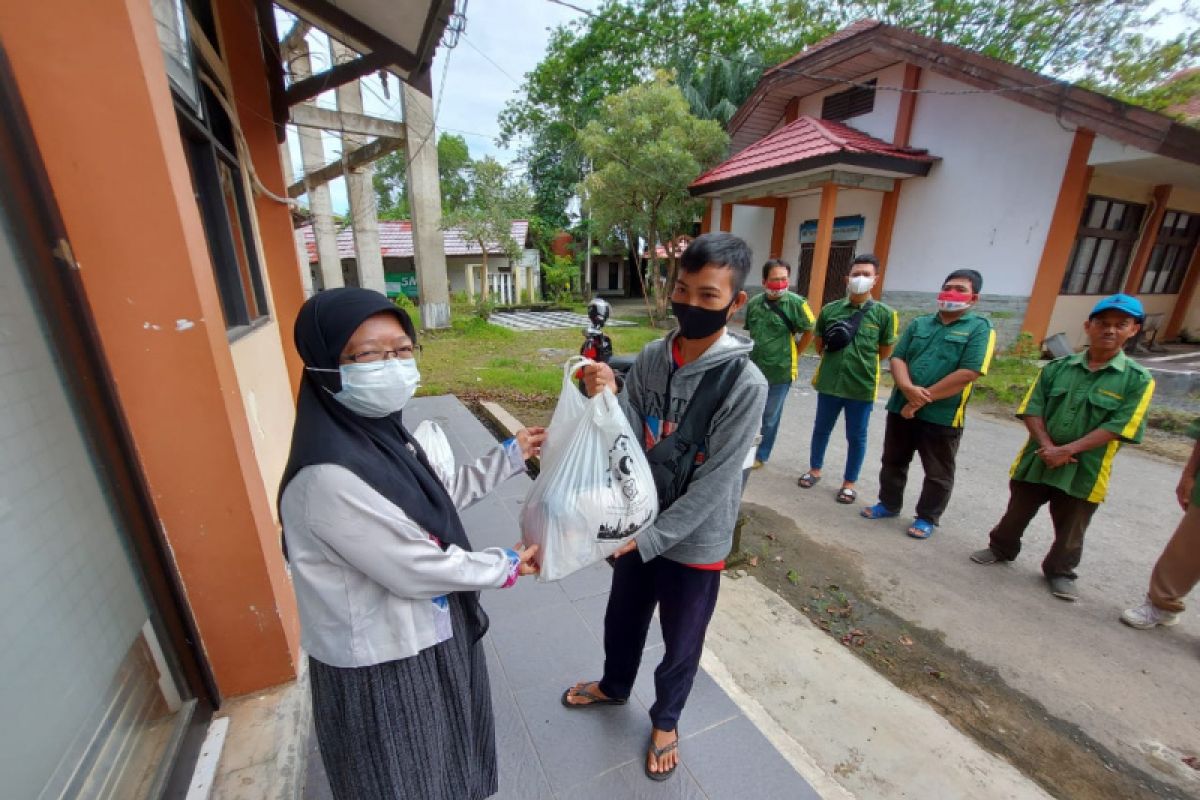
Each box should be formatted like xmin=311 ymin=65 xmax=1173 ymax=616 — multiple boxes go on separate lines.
xmin=971 ymin=293 xmax=1155 ymax=602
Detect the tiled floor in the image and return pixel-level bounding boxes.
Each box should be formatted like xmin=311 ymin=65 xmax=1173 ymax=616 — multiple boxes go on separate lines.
xmin=303 ymin=396 xmax=821 ymax=799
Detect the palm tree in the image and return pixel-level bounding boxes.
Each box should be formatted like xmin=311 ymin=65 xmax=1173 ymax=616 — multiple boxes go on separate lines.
xmin=678 ymin=55 xmax=766 ymax=126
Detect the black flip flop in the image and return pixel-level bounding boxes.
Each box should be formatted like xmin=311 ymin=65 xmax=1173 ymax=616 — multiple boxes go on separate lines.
xmin=836 ymin=487 xmax=857 ymax=504
xmin=645 ymin=730 xmax=679 ymax=782
xmin=797 ymin=472 xmax=821 ymax=489
xmin=561 ymin=682 xmax=627 ymax=709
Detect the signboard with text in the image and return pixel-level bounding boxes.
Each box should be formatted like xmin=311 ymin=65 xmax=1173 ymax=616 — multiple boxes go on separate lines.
xmin=384 ymin=272 xmax=419 ymax=299
xmin=799 ymin=215 xmax=865 ymax=244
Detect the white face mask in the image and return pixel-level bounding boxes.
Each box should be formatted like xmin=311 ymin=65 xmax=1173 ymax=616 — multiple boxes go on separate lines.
xmin=937 ymin=299 xmax=973 ymax=313
xmin=330 ymin=358 xmax=421 ymax=418
xmin=848 ymin=275 xmax=876 ymax=295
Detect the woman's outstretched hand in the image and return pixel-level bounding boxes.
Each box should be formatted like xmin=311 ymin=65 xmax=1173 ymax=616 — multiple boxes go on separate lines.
xmin=516 ymin=426 xmax=547 ymax=460
xmin=515 ymin=543 xmax=540 ymax=575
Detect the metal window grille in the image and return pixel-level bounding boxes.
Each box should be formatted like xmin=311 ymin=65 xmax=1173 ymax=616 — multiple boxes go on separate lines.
xmin=821 ymin=80 xmax=876 ymax=122
xmin=1060 ymin=196 xmax=1146 ymax=296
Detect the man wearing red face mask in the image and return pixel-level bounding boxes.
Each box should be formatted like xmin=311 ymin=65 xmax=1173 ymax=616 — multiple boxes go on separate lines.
xmin=744 ymin=258 xmax=815 ymax=467
xmin=862 ymin=269 xmax=996 ymax=539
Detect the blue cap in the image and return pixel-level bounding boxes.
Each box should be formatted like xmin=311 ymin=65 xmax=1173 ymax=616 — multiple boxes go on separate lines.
xmin=1089 ymin=293 xmax=1144 ymax=322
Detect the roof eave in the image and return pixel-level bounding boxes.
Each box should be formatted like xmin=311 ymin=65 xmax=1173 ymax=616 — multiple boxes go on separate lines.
xmin=689 ymin=152 xmax=935 ymax=197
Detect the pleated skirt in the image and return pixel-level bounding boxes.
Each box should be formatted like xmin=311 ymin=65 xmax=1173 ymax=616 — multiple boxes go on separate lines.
xmin=309 ymin=595 xmax=498 ymax=800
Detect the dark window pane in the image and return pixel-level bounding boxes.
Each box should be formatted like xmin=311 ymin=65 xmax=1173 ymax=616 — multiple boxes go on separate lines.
xmin=1085 ymin=199 xmax=1107 ymax=229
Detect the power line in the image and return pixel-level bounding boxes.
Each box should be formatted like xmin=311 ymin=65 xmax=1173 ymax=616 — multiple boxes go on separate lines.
xmin=460 ymin=32 xmax=522 ymax=85
xmin=543 ymin=0 xmax=1066 ymax=97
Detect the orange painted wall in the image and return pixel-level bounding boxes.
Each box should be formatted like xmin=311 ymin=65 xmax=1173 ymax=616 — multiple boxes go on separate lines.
xmin=215 ymin=0 xmax=305 ymax=397
xmin=1 ymin=0 xmax=299 ymax=698
xmin=1021 ymin=130 xmax=1095 ymax=343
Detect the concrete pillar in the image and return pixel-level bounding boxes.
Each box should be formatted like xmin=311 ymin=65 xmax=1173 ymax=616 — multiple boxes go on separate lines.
xmin=278 ymin=129 xmax=314 ymax=297
xmin=330 ymin=40 xmax=385 ymax=294
xmin=514 ymin=265 xmax=524 ymax=305
xmin=807 ymin=183 xmax=839 ymax=305
xmin=401 ymin=80 xmax=451 ymax=328
xmin=288 ymin=41 xmax=343 ymax=290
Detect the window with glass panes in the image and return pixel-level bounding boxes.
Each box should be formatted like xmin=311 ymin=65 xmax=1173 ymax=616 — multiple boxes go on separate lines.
xmin=1061 ymin=196 xmax=1146 ymax=295
xmin=1139 ymin=210 xmax=1199 ymax=294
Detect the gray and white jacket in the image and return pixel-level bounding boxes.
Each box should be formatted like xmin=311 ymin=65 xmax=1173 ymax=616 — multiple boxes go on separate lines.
xmin=281 ymin=441 xmax=525 ymax=668
xmin=621 ymin=330 xmax=767 ymax=564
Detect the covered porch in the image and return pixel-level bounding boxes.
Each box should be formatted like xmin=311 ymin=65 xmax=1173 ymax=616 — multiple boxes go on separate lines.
xmin=691 ymin=115 xmax=936 ymax=306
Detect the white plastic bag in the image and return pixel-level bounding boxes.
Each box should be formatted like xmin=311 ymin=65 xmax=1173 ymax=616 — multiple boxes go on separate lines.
xmin=413 ymin=419 xmax=455 ymax=482
xmin=521 ymin=357 xmax=658 ymax=581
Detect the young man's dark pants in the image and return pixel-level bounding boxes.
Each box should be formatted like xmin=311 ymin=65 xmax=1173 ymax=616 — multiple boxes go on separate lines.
xmin=598 ymin=552 xmax=720 ymax=732
xmin=877 ymin=412 xmax=964 ymax=524
xmin=988 ymin=480 xmax=1099 ymax=579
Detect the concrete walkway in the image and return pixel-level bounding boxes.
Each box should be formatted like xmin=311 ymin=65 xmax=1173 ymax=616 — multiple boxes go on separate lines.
xmin=303 ymin=395 xmax=821 ymax=800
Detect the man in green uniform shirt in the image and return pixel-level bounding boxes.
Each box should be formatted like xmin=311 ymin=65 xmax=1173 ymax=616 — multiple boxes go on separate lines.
xmin=1121 ymin=417 xmax=1200 ymax=628
xmin=972 ymin=293 xmax=1155 ymax=602
xmin=799 ymin=255 xmax=899 ymax=504
xmin=862 ymin=270 xmax=996 ymax=539
xmin=745 ymin=258 xmax=815 ymax=467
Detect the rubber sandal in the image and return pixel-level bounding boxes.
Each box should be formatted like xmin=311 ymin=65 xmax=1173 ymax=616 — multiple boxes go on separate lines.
xmin=907 ymin=519 xmax=936 ymax=539
xmin=561 ymin=682 xmax=627 ymax=709
xmin=797 ymin=472 xmax=821 ymax=489
xmin=860 ymin=502 xmax=899 ymax=519
xmin=836 ymin=488 xmax=857 ymax=504
xmin=645 ymin=730 xmax=679 ymax=782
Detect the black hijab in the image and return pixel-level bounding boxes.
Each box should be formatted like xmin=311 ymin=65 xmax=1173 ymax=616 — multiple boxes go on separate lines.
xmin=279 ymin=287 xmax=487 ymax=639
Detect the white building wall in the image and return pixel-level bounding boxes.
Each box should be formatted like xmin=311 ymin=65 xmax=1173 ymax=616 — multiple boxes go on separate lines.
xmin=885 ymin=71 xmax=1076 ymax=296
xmin=792 ymin=62 xmax=906 ymax=142
xmin=731 ymin=205 xmax=775 ymax=287
xmin=778 ymin=190 xmax=883 ymax=264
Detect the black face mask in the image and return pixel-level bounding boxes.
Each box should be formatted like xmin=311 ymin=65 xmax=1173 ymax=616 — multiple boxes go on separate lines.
xmin=672 ymin=298 xmax=734 ymax=340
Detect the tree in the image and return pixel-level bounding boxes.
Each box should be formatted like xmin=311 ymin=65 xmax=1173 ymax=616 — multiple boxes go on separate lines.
xmin=444 ymin=157 xmax=532 ymax=302
xmin=678 ymin=55 xmax=768 ymax=126
xmin=498 ymin=0 xmax=801 ymax=226
xmin=373 ymin=132 xmax=473 ymax=219
xmin=579 ymin=74 xmax=728 ymax=320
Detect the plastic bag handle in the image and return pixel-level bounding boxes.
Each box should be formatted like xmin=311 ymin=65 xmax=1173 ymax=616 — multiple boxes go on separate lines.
xmin=561 ymin=355 xmax=594 ymax=392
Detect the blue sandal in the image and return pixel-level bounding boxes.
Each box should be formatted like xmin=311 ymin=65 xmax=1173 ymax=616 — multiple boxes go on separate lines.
xmin=860 ymin=503 xmax=899 ymax=520
xmin=907 ymin=519 xmax=936 ymax=539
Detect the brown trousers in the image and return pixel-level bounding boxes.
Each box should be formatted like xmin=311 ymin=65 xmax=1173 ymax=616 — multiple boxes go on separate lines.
xmin=988 ymin=480 xmax=1099 ymax=579
xmin=1148 ymin=505 xmax=1200 ymax=613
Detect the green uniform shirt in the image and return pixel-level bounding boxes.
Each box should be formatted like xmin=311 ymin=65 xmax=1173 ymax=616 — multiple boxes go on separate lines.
xmin=1010 ymin=350 xmax=1155 ymax=503
xmin=1187 ymin=418 xmax=1200 ymax=508
xmin=745 ymin=291 xmax=815 ymax=385
xmin=812 ymin=298 xmax=899 ymax=402
xmin=886 ymin=312 xmax=997 ymax=427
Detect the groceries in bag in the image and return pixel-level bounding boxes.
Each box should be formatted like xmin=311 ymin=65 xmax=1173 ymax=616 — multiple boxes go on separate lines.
xmin=412 ymin=419 xmax=455 ymax=482
xmin=520 ymin=358 xmax=658 ymax=581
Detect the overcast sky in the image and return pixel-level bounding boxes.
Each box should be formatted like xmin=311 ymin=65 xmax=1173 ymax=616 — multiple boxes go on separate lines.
xmin=285 ymin=0 xmax=1193 ymax=214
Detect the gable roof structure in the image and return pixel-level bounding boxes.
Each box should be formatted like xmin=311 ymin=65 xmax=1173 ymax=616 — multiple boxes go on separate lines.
xmin=690 ymin=115 xmax=936 ymax=195
xmin=728 ymin=20 xmax=1200 ymax=165
xmin=300 ymin=219 xmax=530 ymax=262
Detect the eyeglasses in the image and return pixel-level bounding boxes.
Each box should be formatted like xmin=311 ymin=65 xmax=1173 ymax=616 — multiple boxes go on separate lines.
xmin=341 ymin=344 xmax=422 ymax=363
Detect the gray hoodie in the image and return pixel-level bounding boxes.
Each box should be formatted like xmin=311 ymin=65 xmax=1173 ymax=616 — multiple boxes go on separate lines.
xmin=620 ymin=329 xmax=767 ymax=564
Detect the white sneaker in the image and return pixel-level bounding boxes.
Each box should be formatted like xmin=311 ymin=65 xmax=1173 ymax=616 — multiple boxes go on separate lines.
xmin=1120 ymin=600 xmax=1180 ymax=630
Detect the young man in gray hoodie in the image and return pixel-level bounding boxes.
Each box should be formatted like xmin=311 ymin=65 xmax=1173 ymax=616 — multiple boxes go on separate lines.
xmin=563 ymin=233 xmax=768 ymax=781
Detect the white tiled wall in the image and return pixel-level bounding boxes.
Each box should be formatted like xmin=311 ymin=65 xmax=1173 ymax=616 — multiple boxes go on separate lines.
xmin=0 ymin=204 xmax=154 ymax=797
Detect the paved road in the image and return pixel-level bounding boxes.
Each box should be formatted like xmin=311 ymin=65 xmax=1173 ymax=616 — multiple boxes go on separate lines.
xmin=742 ymin=358 xmax=1200 ymax=793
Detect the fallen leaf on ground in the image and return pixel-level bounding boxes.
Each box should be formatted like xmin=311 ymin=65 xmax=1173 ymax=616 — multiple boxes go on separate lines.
xmin=899 ymin=635 xmax=914 ymax=646
xmin=1183 ymin=756 xmax=1199 ymax=771
xmin=786 ymin=570 xmax=800 ymax=584
xmin=772 ymin=555 xmax=784 ymax=562
xmin=923 ymin=665 xmax=943 ymax=679
xmin=766 ymin=532 xmax=777 ymax=541
xmin=747 ymin=556 xmax=760 ymax=567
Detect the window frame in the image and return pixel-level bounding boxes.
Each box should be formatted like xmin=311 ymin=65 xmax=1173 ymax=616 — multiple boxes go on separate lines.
xmin=1060 ymin=195 xmax=1146 ymax=296
xmin=169 ymin=54 xmax=270 ymax=336
xmin=1139 ymin=209 xmax=1199 ymax=295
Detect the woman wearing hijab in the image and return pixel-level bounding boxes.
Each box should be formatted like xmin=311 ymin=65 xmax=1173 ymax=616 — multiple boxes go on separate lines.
xmin=279 ymin=288 xmax=544 ymax=800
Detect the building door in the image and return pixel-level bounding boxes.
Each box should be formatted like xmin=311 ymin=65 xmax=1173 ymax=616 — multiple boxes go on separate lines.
xmin=796 ymin=241 xmax=858 ymax=307
xmin=0 ymin=50 xmax=207 ymax=798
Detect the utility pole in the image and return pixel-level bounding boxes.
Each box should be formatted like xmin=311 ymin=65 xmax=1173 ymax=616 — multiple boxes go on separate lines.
xmin=401 ymin=73 xmax=451 ymax=329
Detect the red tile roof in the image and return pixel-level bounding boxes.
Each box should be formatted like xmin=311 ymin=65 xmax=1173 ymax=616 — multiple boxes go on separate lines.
xmin=690 ymin=116 xmax=936 ymax=192
xmin=299 ymin=220 xmax=530 ymax=262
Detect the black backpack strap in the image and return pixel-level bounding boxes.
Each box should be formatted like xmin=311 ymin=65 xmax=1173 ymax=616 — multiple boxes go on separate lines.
xmin=645 ymin=356 xmax=747 ymax=511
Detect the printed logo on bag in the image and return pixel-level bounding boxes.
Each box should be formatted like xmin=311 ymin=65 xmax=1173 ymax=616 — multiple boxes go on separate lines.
xmin=607 ymin=435 xmax=645 ymax=503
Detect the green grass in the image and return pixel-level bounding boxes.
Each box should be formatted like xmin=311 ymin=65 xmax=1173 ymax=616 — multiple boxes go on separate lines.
xmin=974 ymin=354 xmax=1042 ymax=407
xmin=413 ymin=301 xmax=663 ymax=405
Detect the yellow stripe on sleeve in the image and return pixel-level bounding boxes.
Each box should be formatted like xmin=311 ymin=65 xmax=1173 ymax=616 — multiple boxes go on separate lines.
xmin=802 ymin=300 xmax=815 ymax=326
xmin=891 ymin=309 xmax=899 ymax=339
xmin=1120 ymin=378 xmax=1155 ymax=440
xmin=790 ymin=338 xmax=799 ymax=382
xmin=1087 ymin=439 xmax=1123 ymax=503
xmin=1016 ymin=369 xmax=1043 ymax=416
xmin=952 ymin=385 xmax=973 ymax=427
xmin=979 ymin=328 xmax=997 ymax=375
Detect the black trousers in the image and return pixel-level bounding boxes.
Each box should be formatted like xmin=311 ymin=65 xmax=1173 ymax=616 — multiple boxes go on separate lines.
xmin=877 ymin=412 xmax=964 ymax=525
xmin=988 ymin=480 xmax=1099 ymax=579
xmin=598 ymin=552 xmax=720 ymax=732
